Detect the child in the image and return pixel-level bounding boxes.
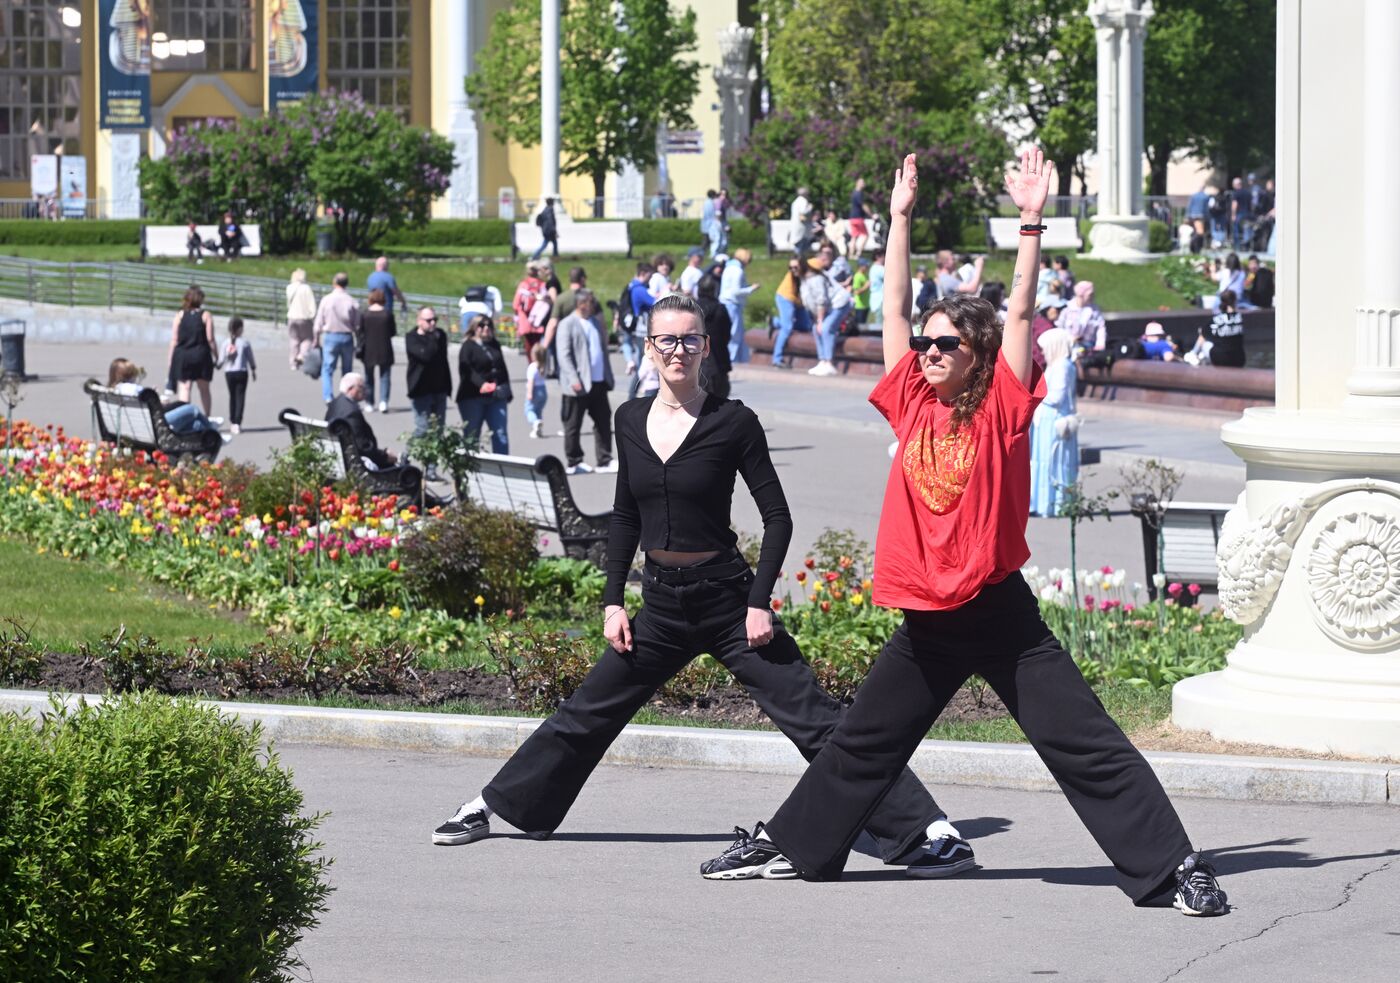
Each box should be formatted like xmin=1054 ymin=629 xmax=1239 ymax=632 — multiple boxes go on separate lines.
xmin=220 ymin=316 xmax=256 ymax=435
xmin=524 ymin=342 xmax=550 ymax=438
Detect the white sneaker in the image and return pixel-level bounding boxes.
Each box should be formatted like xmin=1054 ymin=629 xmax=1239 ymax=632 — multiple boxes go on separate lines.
xmin=207 ymin=416 xmax=225 ymax=426
xmin=377 ymin=401 xmax=388 ymax=413
xmin=806 ymin=364 xmax=822 ymax=375
xmin=531 ymin=421 xmax=544 ymax=439
xmin=596 ymin=461 xmax=618 ymax=473
xmin=567 ymin=463 xmax=594 ymax=475
xmin=230 ymin=424 xmax=240 ymax=435
xmin=817 ymin=362 xmax=839 ymax=377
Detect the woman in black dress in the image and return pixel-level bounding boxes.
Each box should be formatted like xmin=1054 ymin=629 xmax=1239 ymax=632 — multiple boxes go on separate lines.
xmin=456 ymin=314 xmax=511 ymax=454
xmin=431 ymin=293 xmax=966 ymax=879
xmin=360 ymin=287 xmax=397 ymax=412
xmin=167 ymin=285 xmax=217 ymax=415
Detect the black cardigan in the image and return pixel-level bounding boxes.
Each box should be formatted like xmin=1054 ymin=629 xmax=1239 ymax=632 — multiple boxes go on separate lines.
xmin=456 ymin=338 xmax=511 ymax=402
xmin=403 ymin=328 xmax=451 ymax=398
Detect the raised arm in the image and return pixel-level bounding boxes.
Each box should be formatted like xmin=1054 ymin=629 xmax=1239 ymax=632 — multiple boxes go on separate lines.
xmin=1002 ymin=148 xmax=1055 ymax=389
xmin=881 ymin=153 xmax=919 ymax=374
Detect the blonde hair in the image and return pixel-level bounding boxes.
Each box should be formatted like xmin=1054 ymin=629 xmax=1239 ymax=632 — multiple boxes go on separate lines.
xmin=107 ymin=357 xmax=144 ymax=387
xmin=291 ymin=268 xmax=307 ymax=283
xmin=532 ymin=343 xmax=549 ymax=369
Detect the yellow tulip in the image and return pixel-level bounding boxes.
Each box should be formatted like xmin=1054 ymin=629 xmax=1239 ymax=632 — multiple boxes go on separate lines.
xmin=388 ymin=606 xmax=403 ymax=619
xmin=474 ymin=595 xmax=486 ymax=608
xmin=849 ymin=593 xmax=865 ymax=607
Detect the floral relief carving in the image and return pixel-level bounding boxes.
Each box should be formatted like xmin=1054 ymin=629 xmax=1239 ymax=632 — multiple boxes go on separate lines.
xmin=1306 ymin=512 xmax=1400 ymax=647
xmin=1216 ymin=497 xmax=1305 ymax=626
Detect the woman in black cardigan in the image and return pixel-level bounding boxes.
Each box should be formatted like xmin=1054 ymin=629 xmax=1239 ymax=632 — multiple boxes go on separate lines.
xmin=456 ymin=314 xmax=512 ymax=453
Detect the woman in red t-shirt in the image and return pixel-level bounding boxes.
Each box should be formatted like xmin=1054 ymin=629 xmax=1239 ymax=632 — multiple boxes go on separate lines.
xmin=700 ymin=150 xmax=1229 ymax=917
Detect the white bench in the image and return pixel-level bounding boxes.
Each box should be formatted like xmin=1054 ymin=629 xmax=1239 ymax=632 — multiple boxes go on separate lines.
xmin=278 ymin=407 xmax=424 ymax=503
xmin=141 ymin=224 xmax=263 ymax=259
xmin=986 ymin=216 xmax=1083 ymax=252
xmin=84 ymin=379 xmax=223 ymax=463
xmin=511 ymin=221 xmax=630 ymax=258
xmin=459 ymin=451 xmax=610 ymax=568
xmin=1130 ymin=498 xmax=1231 ymax=598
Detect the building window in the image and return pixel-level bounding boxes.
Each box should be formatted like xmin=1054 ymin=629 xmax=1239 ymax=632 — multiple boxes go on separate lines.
xmin=0 ymin=2 xmax=82 ymax=181
xmin=150 ymin=0 xmax=257 ymax=73
xmin=325 ymin=0 xmax=413 ymax=116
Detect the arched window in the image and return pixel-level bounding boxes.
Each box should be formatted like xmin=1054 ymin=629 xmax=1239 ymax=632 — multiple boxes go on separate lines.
xmin=150 ymin=0 xmax=257 ymax=73
xmin=0 ymin=1 xmax=82 ymax=180
xmin=325 ymin=0 xmax=413 ymax=116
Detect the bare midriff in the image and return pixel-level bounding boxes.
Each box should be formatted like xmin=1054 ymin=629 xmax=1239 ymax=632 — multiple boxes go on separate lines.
xmin=646 ymin=548 xmax=721 ymax=567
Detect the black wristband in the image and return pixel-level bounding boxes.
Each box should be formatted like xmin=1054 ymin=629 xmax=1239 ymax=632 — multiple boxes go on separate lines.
xmin=1020 ymin=223 xmax=1047 ymax=232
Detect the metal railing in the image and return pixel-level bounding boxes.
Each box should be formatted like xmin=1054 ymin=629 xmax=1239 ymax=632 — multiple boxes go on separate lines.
xmin=0 ymin=256 xmax=465 ymax=329
xmin=0 ymin=198 xmax=150 ymax=221
xmin=991 ymin=193 xmax=1188 ymax=229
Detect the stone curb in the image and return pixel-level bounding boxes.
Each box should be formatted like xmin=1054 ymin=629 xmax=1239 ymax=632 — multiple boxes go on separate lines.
xmin=3 ymin=689 xmax=1393 ymax=806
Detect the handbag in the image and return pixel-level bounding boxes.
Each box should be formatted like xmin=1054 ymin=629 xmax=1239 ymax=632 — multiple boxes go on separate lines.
xmin=528 ymin=297 xmax=552 ymax=329
xmin=1054 ymin=414 xmax=1080 ymax=439
xmin=300 ymin=346 xmax=323 ymax=378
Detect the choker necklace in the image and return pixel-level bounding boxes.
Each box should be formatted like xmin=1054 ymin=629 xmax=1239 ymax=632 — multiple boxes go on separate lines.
xmin=656 ymin=391 xmax=704 ymax=409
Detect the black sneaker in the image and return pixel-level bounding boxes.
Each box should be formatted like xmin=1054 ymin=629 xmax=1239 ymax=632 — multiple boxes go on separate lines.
xmin=700 ymin=823 xmax=797 ymax=880
xmin=1173 ymin=853 xmax=1228 ymax=916
xmin=902 ymin=835 xmax=977 ymax=879
xmin=432 ymin=807 xmax=490 ymax=846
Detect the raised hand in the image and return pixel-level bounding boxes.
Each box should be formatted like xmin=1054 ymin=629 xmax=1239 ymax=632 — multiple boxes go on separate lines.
xmin=889 ymin=153 xmax=918 ymax=220
xmin=1004 ymin=148 xmax=1055 ymax=219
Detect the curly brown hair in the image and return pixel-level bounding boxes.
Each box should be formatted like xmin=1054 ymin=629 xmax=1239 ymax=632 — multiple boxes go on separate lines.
xmin=919 ymin=294 xmax=1003 ymax=432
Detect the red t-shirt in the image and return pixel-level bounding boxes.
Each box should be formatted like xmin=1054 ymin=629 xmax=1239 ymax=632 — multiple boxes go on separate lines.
xmin=869 ymin=349 xmax=1045 ymax=611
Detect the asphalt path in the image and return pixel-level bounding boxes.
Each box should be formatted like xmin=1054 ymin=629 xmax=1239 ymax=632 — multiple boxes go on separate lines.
xmin=279 ymin=743 xmax=1400 ymax=983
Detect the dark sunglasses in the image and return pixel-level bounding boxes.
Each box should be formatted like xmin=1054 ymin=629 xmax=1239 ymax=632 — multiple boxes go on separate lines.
xmin=421 ymin=316 xmax=438 ymax=323
xmin=909 ymin=334 xmax=962 ymax=354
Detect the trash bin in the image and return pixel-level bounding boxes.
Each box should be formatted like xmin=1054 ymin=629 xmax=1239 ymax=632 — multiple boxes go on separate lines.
xmin=0 ymin=319 xmax=25 ymax=379
xmin=316 ymin=229 xmax=334 ymax=254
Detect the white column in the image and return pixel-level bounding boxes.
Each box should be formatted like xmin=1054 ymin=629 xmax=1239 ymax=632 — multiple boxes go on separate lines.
xmin=1093 ymin=13 xmax=1118 ymax=216
xmin=713 ymin=23 xmax=757 ymax=180
xmin=446 ymin=0 xmax=480 ymax=218
xmin=1345 ymin=0 xmax=1400 ymax=414
xmin=540 ymin=0 xmax=561 ymax=200
xmin=105 ymin=132 xmax=142 ymax=220
xmin=1086 ymin=0 xmax=1154 ymax=262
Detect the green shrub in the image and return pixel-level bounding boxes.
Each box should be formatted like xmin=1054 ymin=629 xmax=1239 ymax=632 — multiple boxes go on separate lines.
xmin=378 ymin=218 xmax=512 ymax=248
xmin=628 ymin=217 xmax=767 ymax=247
xmin=233 ymin=436 xmax=344 ymax=520
xmin=485 ymin=621 xmax=596 ymax=713
xmin=522 ymin=557 xmax=606 ymax=616
xmin=0 ymin=219 xmax=146 ymax=245
xmin=0 ymin=694 xmax=331 ymax=981
xmin=1157 ymin=255 xmax=1216 ymax=303
xmin=0 ymin=618 xmax=42 ymax=685
xmin=1148 ymin=220 xmax=1172 ymax=253
xmin=200 ymin=633 xmax=420 ymax=699
xmin=79 ymin=626 xmax=180 ymax=693
xmin=398 ymin=501 xmax=539 ymax=617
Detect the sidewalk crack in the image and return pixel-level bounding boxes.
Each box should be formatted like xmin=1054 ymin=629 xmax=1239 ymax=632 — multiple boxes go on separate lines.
xmin=1156 ymin=856 xmax=1399 ymax=983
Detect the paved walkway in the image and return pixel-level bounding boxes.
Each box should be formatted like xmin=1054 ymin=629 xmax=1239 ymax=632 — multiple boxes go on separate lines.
xmin=281 ymin=743 xmax=1399 ymax=983
xmin=15 ymin=338 xmax=1244 ymax=589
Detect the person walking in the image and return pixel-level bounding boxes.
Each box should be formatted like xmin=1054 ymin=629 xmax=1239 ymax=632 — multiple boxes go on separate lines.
xmin=1028 ymin=326 xmax=1077 ymax=517
xmin=770 ymin=257 xmax=812 ymax=369
xmin=554 ymin=290 xmax=616 ymax=475
xmin=431 ymin=292 xmax=969 ymax=880
xmin=789 ymin=186 xmax=813 ymax=256
xmin=524 ymin=342 xmax=550 ymax=439
xmin=285 ymin=269 xmax=317 ymax=370
xmin=219 ymin=316 xmax=256 ymax=436
xmin=366 ymin=256 xmax=409 ymax=315
xmin=700 ymin=150 xmax=1229 ymax=918
xmin=360 ymin=288 xmax=397 ymax=413
xmin=513 ymin=262 xmax=550 ymax=361
xmin=719 ymin=248 xmax=759 ymax=364
xmin=848 ymin=177 xmax=871 ymax=258
xmin=457 ymin=315 xmax=512 ymax=455
xmin=695 ymin=274 xmax=733 ymax=400
xmin=313 ymin=272 xmax=361 ymax=404
xmin=167 ymin=285 xmax=217 ymax=415
xmin=532 ymin=197 xmax=560 ymax=260
xmin=403 ymin=306 xmax=452 ymax=437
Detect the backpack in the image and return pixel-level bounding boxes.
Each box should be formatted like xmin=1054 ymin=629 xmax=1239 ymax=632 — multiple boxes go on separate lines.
xmin=617 ymin=281 xmax=640 ymax=333
xmin=462 ymin=285 xmax=488 ymax=304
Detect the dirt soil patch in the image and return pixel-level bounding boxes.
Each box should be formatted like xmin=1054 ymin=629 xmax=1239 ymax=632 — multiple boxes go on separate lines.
xmin=1127 ymin=719 xmax=1399 ymax=765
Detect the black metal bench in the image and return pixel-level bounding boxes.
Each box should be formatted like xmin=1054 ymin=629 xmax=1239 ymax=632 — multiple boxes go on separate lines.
xmin=278 ymin=407 xmax=422 ymax=502
xmin=1130 ymin=495 xmax=1232 ymax=599
xmin=84 ymin=379 xmax=223 ymax=464
xmin=457 ymin=451 xmax=610 ymax=569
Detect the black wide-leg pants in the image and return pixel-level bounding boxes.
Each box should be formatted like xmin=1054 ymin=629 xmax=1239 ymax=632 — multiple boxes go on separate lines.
xmin=483 ymin=555 xmax=944 ymax=863
xmin=764 ymin=572 xmax=1194 ymax=904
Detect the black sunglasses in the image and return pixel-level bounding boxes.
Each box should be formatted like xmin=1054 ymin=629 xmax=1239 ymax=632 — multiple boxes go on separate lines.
xmin=648 ymin=334 xmax=706 ymax=354
xmin=421 ymin=316 xmax=438 ymax=323
xmin=909 ymin=335 xmax=962 ymax=354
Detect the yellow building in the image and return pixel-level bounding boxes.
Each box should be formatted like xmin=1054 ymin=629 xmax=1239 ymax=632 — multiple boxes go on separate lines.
xmin=1 ymin=0 xmax=756 ymax=219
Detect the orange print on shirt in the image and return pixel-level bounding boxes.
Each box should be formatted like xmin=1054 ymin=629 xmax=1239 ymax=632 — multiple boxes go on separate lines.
xmin=901 ymin=420 xmax=978 ymax=514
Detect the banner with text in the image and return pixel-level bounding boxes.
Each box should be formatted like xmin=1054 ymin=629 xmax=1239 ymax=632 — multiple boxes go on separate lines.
xmin=98 ymin=0 xmax=151 ymax=129
xmin=60 ymin=157 xmax=88 ymax=218
xmin=268 ymin=0 xmax=319 ymax=110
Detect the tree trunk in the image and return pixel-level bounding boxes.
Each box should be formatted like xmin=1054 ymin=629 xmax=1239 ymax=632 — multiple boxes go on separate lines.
xmin=592 ymin=169 xmax=607 ymax=219
xmin=1148 ymin=143 xmax=1172 ymax=197
xmin=1055 ymin=161 xmax=1074 ymax=217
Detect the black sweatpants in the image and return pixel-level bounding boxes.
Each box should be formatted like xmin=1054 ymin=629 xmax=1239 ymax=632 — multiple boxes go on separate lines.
xmin=224 ymin=370 xmax=249 ymax=426
xmin=561 ymin=381 xmax=613 ymax=468
xmin=483 ymin=553 xmax=943 ymax=862
xmin=765 ymin=572 xmax=1194 ymax=904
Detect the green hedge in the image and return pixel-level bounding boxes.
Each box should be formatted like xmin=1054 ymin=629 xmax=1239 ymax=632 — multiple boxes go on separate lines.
xmin=1148 ymin=220 xmax=1172 ymax=253
xmin=0 ymin=219 xmax=146 ymax=245
xmin=377 ymin=218 xmax=511 ymax=247
xmin=628 ymin=217 xmax=767 ymax=247
xmin=0 ymin=694 xmax=331 ymax=981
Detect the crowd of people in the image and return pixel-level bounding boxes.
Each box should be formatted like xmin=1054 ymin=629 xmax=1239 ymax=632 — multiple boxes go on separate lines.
xmin=1183 ymin=174 xmax=1276 ymax=254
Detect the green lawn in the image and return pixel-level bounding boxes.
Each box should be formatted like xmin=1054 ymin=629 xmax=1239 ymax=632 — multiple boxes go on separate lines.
xmin=0 ymin=240 xmax=1190 ymax=316
xmin=0 ymin=537 xmax=267 ymax=651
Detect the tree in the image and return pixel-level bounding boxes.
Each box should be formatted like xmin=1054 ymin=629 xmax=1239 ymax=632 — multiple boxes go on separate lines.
xmin=466 ymin=0 xmax=701 ymax=212
xmin=295 ymin=92 xmax=455 ymax=254
xmin=757 ymin=0 xmax=987 ymax=121
xmin=966 ymin=0 xmax=1097 ymax=200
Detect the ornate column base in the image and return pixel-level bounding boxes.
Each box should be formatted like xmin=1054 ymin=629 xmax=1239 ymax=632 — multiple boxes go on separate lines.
xmin=105 ymin=132 xmax=142 ymax=220
xmin=1171 ymin=406 xmax=1400 ymax=757
xmin=1087 ymin=214 xmax=1155 ymax=264
xmin=445 ymin=108 xmax=480 ymax=219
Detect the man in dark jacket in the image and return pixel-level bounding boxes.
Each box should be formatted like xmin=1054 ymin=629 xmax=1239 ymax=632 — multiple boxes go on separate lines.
xmin=327 ymin=373 xmax=397 ymax=469
xmin=531 ymin=197 xmax=560 ymax=260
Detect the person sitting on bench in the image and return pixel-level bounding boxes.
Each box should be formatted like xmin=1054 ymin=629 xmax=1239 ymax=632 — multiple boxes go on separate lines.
xmin=326 ymin=373 xmax=398 ymax=470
